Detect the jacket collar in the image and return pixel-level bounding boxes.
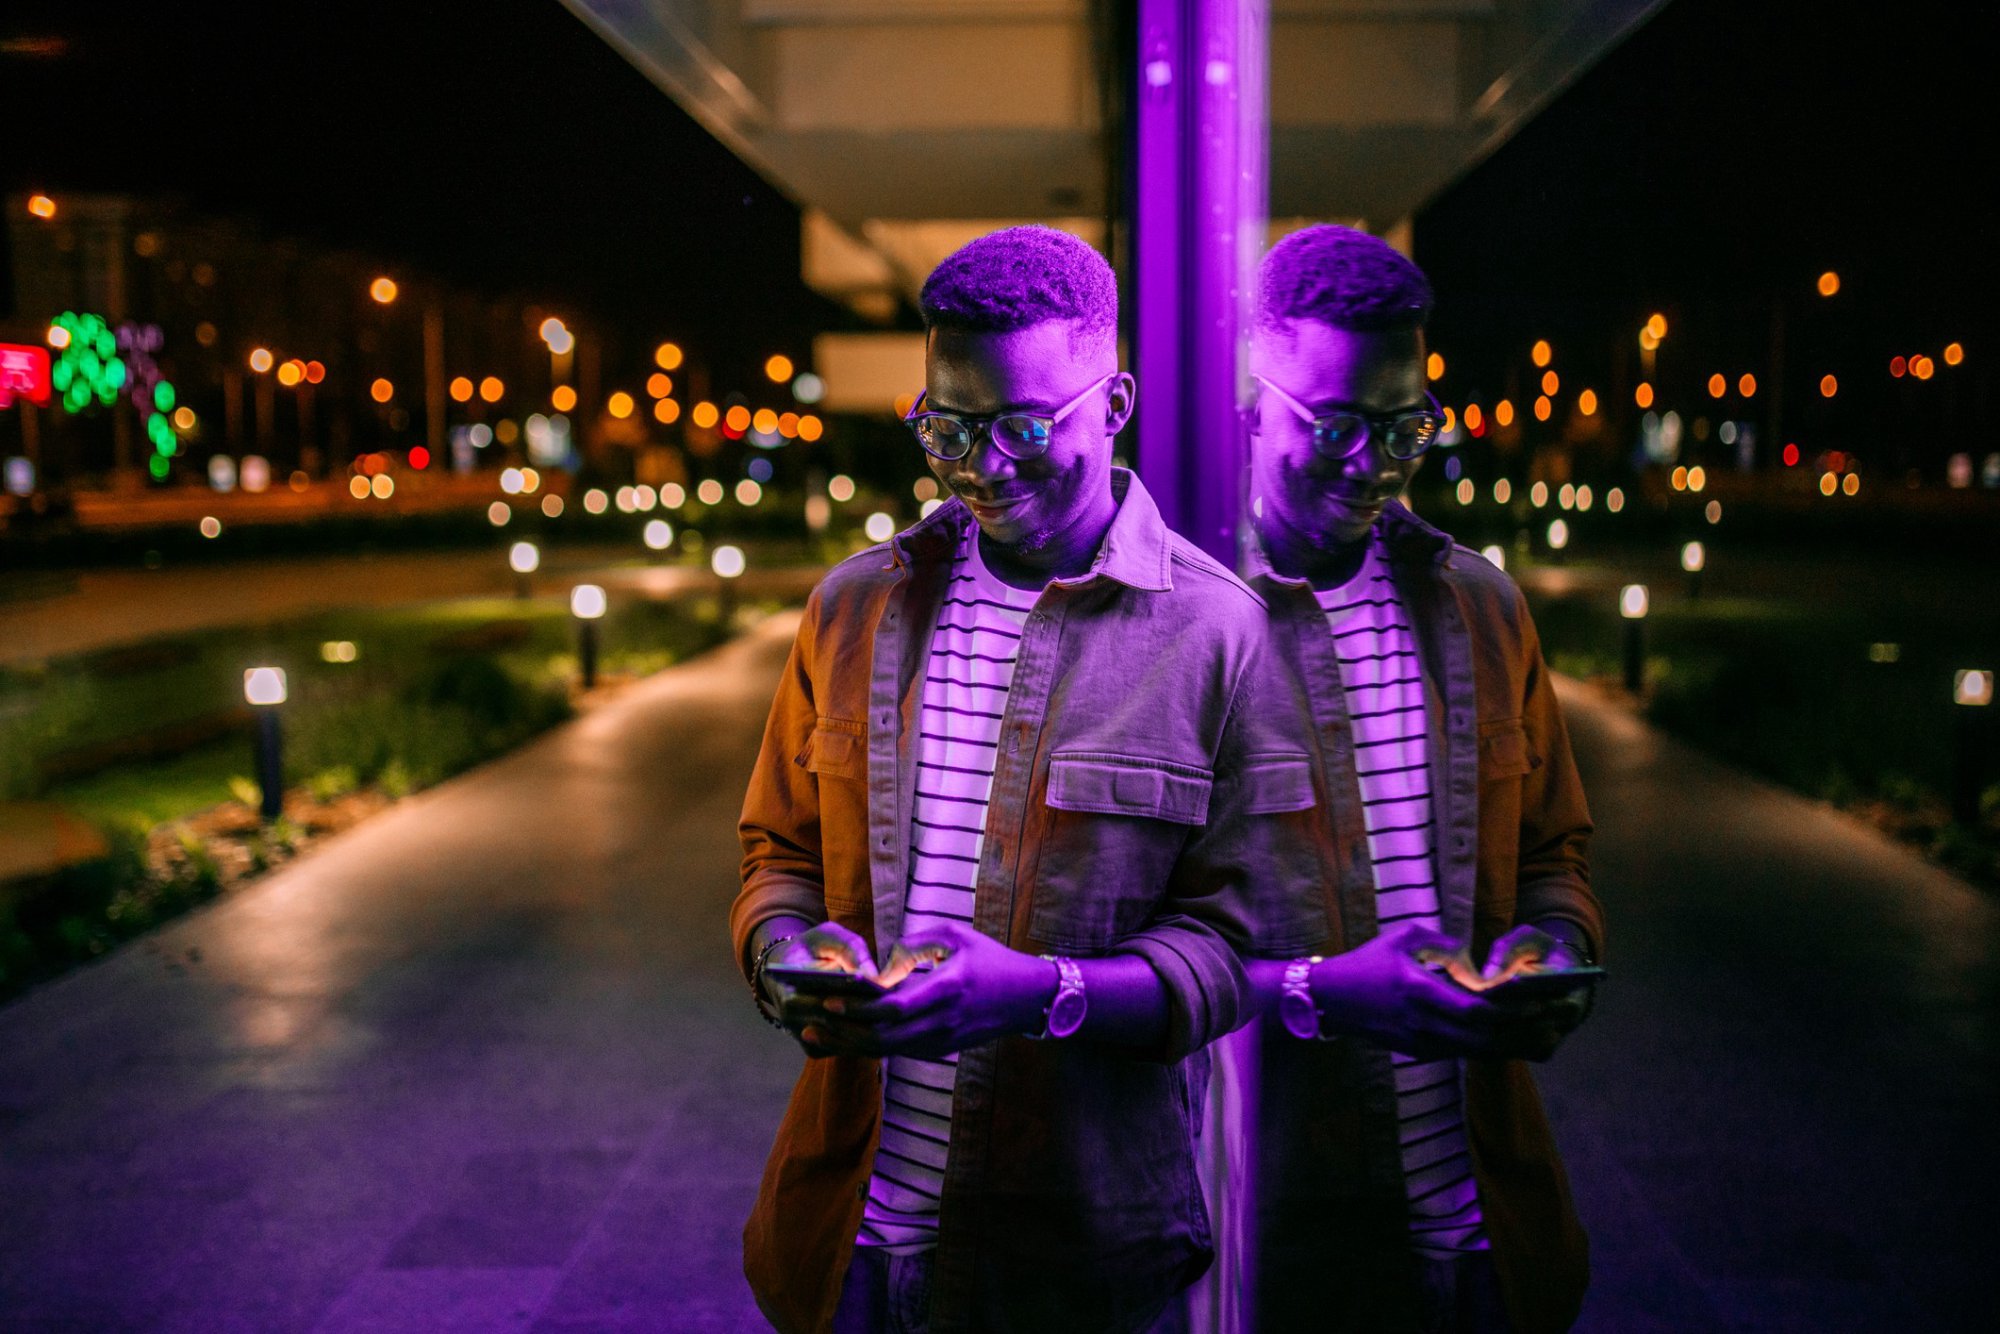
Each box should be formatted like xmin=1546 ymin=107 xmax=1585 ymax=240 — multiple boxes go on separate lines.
xmin=887 ymin=466 xmax=1174 ymax=592
xmin=1244 ymin=498 xmax=1453 ymax=589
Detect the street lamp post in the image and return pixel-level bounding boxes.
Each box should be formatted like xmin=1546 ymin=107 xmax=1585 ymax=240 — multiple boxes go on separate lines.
xmin=244 ymin=667 xmax=287 ymax=822
xmin=571 ymin=584 xmax=607 ymax=688
xmin=1953 ymin=670 xmax=1993 ymax=826
xmin=1620 ymin=585 xmax=1649 ymax=694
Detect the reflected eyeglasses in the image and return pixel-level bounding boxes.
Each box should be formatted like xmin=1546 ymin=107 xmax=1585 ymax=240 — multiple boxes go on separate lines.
xmin=904 ymin=372 xmax=1116 ymax=462
xmin=1253 ymin=375 xmax=1445 ymax=461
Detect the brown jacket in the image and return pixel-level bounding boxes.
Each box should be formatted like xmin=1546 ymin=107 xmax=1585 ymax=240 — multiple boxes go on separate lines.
xmin=1244 ymin=501 xmax=1604 ymax=1334
xmin=731 ymin=471 xmax=1311 ymax=1334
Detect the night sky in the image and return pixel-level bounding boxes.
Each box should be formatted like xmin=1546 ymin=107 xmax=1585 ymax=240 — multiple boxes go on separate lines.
xmin=1415 ymin=0 xmax=1995 ymax=448
xmin=3 ymin=0 xmax=1992 ymax=445
xmin=0 ymin=0 xmax=835 ymax=382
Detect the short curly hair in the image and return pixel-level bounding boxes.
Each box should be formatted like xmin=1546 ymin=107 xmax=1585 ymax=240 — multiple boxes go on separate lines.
xmin=919 ymin=225 xmax=1117 ymax=355
xmin=1258 ymin=224 xmax=1433 ymax=334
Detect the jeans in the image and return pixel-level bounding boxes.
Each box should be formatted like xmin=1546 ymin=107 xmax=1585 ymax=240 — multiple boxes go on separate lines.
xmin=1416 ymin=1251 xmax=1512 ymax=1334
xmin=832 ymin=1244 xmax=935 ymax=1334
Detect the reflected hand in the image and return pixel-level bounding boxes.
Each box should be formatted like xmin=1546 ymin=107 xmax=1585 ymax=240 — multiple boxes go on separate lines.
xmin=1473 ymin=924 xmax=1593 ymax=1062
xmin=1306 ymin=924 xmax=1506 ymax=1058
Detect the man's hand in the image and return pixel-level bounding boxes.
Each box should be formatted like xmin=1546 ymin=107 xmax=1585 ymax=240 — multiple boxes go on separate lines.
xmin=1306 ymin=924 xmax=1509 ymax=1058
xmin=808 ymin=920 xmax=1058 ymax=1059
xmin=763 ymin=921 xmax=875 ymax=1058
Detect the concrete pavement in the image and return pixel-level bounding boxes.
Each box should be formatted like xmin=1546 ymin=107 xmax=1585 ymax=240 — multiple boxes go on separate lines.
xmin=0 ymin=610 xmax=1993 ymax=1330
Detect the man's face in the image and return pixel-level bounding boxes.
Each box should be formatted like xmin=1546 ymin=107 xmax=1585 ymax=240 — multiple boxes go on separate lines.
xmin=922 ymin=323 xmax=1132 ymax=554
xmin=1250 ymin=320 xmax=1429 ymax=550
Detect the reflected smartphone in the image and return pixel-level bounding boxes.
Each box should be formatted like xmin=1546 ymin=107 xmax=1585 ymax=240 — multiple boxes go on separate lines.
xmin=1479 ymin=965 xmax=1606 ymax=1003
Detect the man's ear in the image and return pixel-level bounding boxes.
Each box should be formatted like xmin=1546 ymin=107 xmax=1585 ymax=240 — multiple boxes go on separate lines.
xmin=1105 ymin=372 xmax=1137 ymax=435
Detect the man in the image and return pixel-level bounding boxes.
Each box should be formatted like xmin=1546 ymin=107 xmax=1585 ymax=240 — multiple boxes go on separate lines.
xmin=1241 ymin=224 xmax=1605 ymax=1333
xmin=730 ymin=226 xmax=1296 ymax=1334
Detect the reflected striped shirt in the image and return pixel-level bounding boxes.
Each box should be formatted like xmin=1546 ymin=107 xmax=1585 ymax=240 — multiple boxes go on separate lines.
xmin=857 ymin=522 xmax=1039 ymax=1254
xmin=1315 ymin=531 xmax=1488 ymax=1257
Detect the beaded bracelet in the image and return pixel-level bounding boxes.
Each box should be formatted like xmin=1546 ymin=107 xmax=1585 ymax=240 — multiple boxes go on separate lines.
xmin=749 ymin=934 xmax=797 ymax=1031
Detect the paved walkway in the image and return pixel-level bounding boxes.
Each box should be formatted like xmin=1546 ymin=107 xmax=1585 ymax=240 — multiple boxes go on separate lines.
xmin=0 ymin=613 xmax=1991 ymax=1330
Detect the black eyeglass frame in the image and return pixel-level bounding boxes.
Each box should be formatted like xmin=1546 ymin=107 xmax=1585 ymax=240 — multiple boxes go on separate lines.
xmin=902 ymin=371 xmax=1117 ymax=462
xmin=1253 ymin=374 xmax=1448 ymax=462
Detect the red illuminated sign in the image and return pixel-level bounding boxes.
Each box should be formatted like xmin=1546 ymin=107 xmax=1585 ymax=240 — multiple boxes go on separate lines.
xmin=0 ymin=343 xmax=53 ymax=408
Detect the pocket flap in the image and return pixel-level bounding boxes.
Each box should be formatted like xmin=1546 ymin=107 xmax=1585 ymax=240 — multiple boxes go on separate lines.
xmin=796 ymin=723 xmax=865 ymax=780
xmin=1046 ymin=753 xmax=1213 ymax=825
xmin=1480 ymin=724 xmax=1532 ymax=779
xmin=1240 ymin=754 xmax=1317 ymax=814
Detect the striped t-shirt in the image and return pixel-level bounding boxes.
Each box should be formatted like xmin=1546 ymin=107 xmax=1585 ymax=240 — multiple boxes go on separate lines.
xmin=1314 ymin=530 xmax=1488 ymax=1257
xmin=857 ymin=521 xmax=1039 ymax=1254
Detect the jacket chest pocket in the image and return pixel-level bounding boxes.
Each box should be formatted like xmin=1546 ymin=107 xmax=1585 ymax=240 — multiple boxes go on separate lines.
xmin=796 ymin=718 xmax=867 ymax=783
xmin=1028 ymin=752 xmax=1213 ymax=951
xmin=797 ymin=718 xmax=869 ymax=910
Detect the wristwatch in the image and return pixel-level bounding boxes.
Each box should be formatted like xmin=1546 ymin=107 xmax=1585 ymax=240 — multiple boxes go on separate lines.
xmin=1278 ymin=955 xmax=1328 ymax=1041
xmin=1029 ymin=954 xmax=1087 ymax=1039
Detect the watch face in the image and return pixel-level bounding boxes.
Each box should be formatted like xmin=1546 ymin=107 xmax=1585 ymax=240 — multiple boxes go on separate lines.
xmin=1279 ymin=988 xmax=1321 ymax=1041
xmin=1048 ymin=989 xmax=1088 ymax=1039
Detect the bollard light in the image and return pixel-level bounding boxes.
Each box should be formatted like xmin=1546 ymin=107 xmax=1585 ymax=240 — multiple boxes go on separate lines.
xmin=1480 ymin=544 xmax=1506 ymax=570
xmin=1546 ymin=518 xmax=1569 ymax=552
xmin=1620 ymin=585 xmax=1648 ymax=694
xmin=509 ymin=540 xmax=540 ymax=599
xmin=487 ymin=501 xmax=511 ymax=527
xmin=1952 ymin=669 xmax=1994 ymax=825
xmin=864 ymin=512 xmax=896 ymax=543
xmin=244 ymin=666 xmax=287 ymax=706
xmin=713 ymin=544 xmax=746 ymax=626
xmin=244 ymin=668 xmax=287 ymax=821
xmin=571 ymin=584 xmax=606 ymax=689
xmin=1682 ymin=540 xmax=1706 ymax=599
xmin=643 ymin=519 xmax=673 ymax=551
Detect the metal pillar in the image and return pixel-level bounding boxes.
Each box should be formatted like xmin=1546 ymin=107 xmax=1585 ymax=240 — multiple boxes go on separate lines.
xmin=1133 ymin=0 xmax=1269 ymax=568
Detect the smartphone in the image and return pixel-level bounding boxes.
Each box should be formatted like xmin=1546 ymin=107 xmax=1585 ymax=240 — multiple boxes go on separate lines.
xmin=1479 ymin=965 xmax=1606 ymax=1003
xmin=762 ymin=964 xmax=893 ymax=1000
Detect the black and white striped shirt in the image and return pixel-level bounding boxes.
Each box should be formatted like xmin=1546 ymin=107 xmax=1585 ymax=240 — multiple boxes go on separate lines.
xmin=857 ymin=523 xmax=1039 ymax=1254
xmin=1315 ymin=531 xmax=1488 ymax=1257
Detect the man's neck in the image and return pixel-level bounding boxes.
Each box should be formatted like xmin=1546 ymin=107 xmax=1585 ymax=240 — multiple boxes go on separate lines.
xmin=980 ymin=484 xmax=1118 ymax=589
xmin=1257 ymin=514 xmax=1371 ymax=592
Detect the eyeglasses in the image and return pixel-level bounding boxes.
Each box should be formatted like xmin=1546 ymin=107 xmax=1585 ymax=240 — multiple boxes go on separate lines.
xmin=1253 ymin=375 xmax=1445 ymax=462
xmin=904 ymin=372 xmax=1116 ymax=462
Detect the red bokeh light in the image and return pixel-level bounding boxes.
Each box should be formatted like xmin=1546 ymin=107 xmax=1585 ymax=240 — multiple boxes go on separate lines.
xmin=409 ymin=446 xmax=431 ymax=470
xmin=1889 ymin=356 xmax=1906 ymax=378
xmin=1782 ymin=442 xmax=1800 ymax=467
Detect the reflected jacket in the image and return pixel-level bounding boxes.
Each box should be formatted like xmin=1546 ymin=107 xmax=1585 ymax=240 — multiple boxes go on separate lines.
xmin=730 ymin=470 xmax=1309 ymax=1334
xmin=1244 ymin=500 xmax=1605 ymax=1334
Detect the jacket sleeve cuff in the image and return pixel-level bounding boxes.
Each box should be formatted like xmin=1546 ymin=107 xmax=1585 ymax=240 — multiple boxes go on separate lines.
xmin=1113 ymin=928 xmax=1244 ymax=1061
xmin=729 ymin=875 xmax=828 ymax=979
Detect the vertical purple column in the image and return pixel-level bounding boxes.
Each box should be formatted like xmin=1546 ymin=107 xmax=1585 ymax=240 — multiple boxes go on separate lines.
xmin=1134 ymin=8 xmax=1268 ymax=1333
xmin=1134 ymin=0 xmax=1268 ymax=568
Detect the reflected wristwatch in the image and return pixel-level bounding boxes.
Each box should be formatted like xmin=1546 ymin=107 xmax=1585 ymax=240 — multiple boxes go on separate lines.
xmin=1279 ymin=955 xmax=1328 ymax=1041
